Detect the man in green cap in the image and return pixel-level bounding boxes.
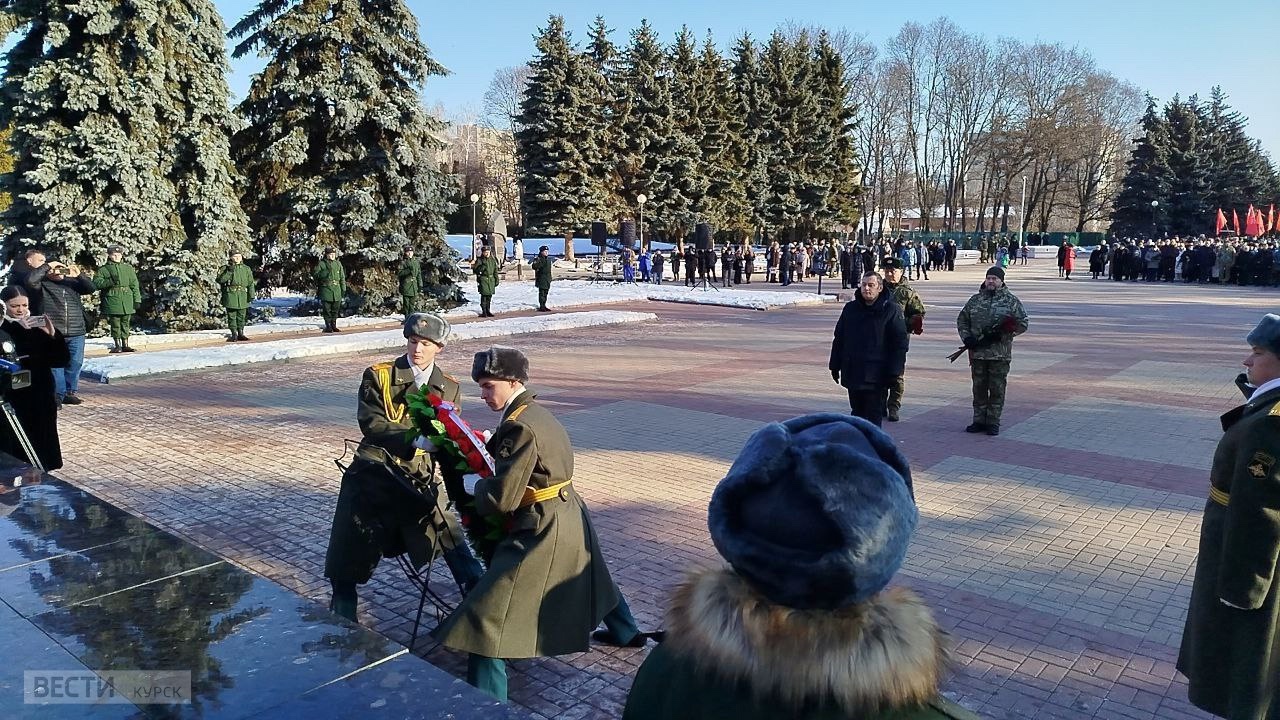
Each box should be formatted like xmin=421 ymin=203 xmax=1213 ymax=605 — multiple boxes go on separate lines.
xmin=472 ymin=245 xmax=499 ymax=317
xmin=313 ymin=247 xmax=346 ymax=332
xmin=92 ymin=245 xmax=141 ymax=353
xmin=882 ymin=257 xmax=926 ymax=422
xmin=218 ymin=251 xmax=255 ymax=342
xmin=530 ymin=245 xmax=553 ymax=312
xmin=397 ymin=244 xmax=421 ymax=316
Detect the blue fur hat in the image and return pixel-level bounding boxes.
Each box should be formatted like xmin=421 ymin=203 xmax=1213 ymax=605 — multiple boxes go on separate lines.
xmin=708 ymin=413 xmax=917 ymax=610
xmin=1247 ymin=314 xmax=1280 ymax=357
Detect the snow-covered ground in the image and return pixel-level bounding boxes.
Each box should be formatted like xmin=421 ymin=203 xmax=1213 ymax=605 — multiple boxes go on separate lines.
xmin=82 ymin=310 xmax=658 ymax=383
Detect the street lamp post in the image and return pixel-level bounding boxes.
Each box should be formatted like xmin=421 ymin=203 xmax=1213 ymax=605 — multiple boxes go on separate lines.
xmin=637 ymin=194 xmax=647 ymax=252
xmin=470 ymin=193 xmax=480 ymax=259
xmin=1018 ymin=176 xmax=1027 ymax=249
xmin=1150 ymin=199 xmax=1159 ymax=239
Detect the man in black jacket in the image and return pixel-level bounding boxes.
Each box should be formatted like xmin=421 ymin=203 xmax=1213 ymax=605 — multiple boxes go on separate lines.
xmin=24 ymin=258 xmax=95 ymax=406
xmin=829 ymin=272 xmax=908 ymax=427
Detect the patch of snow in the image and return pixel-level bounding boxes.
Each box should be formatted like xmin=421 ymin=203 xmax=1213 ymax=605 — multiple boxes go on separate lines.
xmin=82 ymin=310 xmax=657 ymax=383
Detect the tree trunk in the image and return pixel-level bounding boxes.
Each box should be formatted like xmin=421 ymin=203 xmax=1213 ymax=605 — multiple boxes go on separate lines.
xmin=563 ymin=232 xmax=575 ymax=262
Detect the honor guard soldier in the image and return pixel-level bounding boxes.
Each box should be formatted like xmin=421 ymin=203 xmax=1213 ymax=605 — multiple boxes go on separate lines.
xmin=92 ymin=245 xmax=141 ymax=353
xmin=531 ymin=245 xmax=553 ymax=312
xmin=397 ymin=244 xmax=421 ymax=316
xmin=324 ymin=313 xmax=483 ymax=622
xmin=472 ymin=245 xmax=499 ymax=317
xmin=217 ymin=251 xmax=255 ymax=342
xmin=313 ymin=247 xmax=346 ymax=332
xmin=882 ymin=258 xmax=926 ymax=422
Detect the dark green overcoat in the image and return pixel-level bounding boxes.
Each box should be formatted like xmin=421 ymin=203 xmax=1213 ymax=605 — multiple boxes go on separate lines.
xmin=1178 ymin=382 xmax=1280 ymax=720
xmin=217 ymin=263 xmax=255 ymax=310
xmin=531 ymin=255 xmax=553 ymax=290
xmin=431 ymin=392 xmax=620 ymax=658
xmin=472 ymin=256 xmax=499 ymax=296
xmin=313 ymin=259 xmax=346 ymax=302
xmin=92 ymin=260 xmax=141 ymax=315
xmin=398 ymin=257 xmax=421 ymax=296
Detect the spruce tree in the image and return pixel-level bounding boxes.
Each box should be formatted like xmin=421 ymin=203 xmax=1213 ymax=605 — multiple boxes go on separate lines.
xmin=730 ymin=33 xmax=773 ymax=240
xmin=615 ymin=20 xmax=676 ymax=240
xmin=813 ymin=31 xmax=860 ymax=230
xmin=760 ymin=32 xmax=806 ymax=239
xmin=699 ymin=32 xmax=750 ymax=242
xmin=516 ymin=16 xmax=604 ymax=259
xmin=583 ymin=16 xmax=624 ymax=221
xmin=663 ymin=26 xmax=708 ymax=242
xmin=1110 ymin=97 xmax=1173 ymax=238
xmin=230 ymin=0 xmax=458 ymax=311
xmin=1162 ymin=96 xmax=1211 ymax=236
xmin=2 ymin=0 xmax=249 ymax=329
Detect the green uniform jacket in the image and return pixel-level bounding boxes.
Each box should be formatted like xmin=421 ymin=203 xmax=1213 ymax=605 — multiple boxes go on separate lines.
xmin=472 ymin=256 xmax=499 ymax=296
xmin=531 ymin=255 xmax=553 ymax=290
xmin=1178 ymin=382 xmax=1280 ymax=720
xmin=313 ymin=259 xmax=346 ymax=302
xmin=956 ymin=285 xmax=1029 ymax=360
xmin=92 ymin=260 xmax=141 ymax=315
xmin=397 ymin=257 xmax=421 ymax=296
xmin=324 ymin=357 xmax=464 ymax=582
xmin=431 ymin=392 xmax=620 ymax=659
xmin=217 ymin=263 xmax=256 ymax=310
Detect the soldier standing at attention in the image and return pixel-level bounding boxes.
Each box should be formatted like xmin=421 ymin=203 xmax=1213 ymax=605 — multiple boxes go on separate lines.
xmin=92 ymin=245 xmax=140 ymax=353
xmin=882 ymin=258 xmax=926 ymax=422
xmin=397 ymin=244 xmax=421 ymax=316
xmin=1178 ymin=314 xmax=1280 ymax=720
xmin=472 ymin=245 xmax=499 ymax=317
xmin=530 ymin=245 xmax=553 ymax=312
xmin=313 ymin=247 xmax=346 ymax=333
xmin=217 ymin=251 xmax=255 ymax=342
xmin=956 ymin=266 xmax=1028 ymax=436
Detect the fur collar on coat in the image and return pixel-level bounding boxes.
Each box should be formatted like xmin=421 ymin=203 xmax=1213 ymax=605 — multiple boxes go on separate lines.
xmin=664 ymin=567 xmax=949 ymax=715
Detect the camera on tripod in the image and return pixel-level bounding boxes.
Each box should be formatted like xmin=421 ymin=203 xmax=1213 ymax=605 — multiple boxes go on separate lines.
xmin=0 ymin=341 xmax=32 ymax=393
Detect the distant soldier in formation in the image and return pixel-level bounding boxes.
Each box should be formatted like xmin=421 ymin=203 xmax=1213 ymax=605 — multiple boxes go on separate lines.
xmin=93 ymin=245 xmax=141 ymax=353
xmin=313 ymin=247 xmax=346 ymax=332
xmin=397 ymin=244 xmax=421 ymax=316
xmin=217 ymin=251 xmax=255 ymax=342
xmin=472 ymin=245 xmax=499 ymax=317
xmin=531 ymin=245 xmax=553 ymax=311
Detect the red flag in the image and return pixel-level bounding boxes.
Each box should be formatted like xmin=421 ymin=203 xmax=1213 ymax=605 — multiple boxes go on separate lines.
xmin=1245 ymin=204 xmax=1262 ymax=237
xmin=1268 ymin=204 xmax=1275 ymax=232
xmin=1215 ymin=208 xmax=1227 ymax=235
xmin=1232 ymin=208 xmax=1241 ymax=235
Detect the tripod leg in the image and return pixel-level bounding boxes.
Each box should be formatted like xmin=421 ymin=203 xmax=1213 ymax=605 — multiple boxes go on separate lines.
xmin=1 ymin=401 xmax=43 ymax=471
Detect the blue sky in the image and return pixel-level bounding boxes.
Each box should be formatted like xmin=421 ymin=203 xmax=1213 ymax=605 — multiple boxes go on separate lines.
xmin=215 ymin=0 xmax=1279 ymax=158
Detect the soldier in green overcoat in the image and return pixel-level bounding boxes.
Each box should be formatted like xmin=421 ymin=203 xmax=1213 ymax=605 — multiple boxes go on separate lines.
xmin=1178 ymin=313 xmax=1280 ymax=720
xmin=883 ymin=258 xmax=926 ymax=422
xmin=471 ymin=245 xmax=499 ymax=317
xmin=956 ymin=266 xmax=1028 ymax=435
xmin=433 ymin=347 xmax=656 ymax=702
xmin=312 ymin=248 xmax=346 ymax=333
xmin=217 ymin=251 xmax=255 ymax=342
xmin=530 ymin=245 xmax=553 ymax=312
xmin=397 ymin=244 xmax=421 ymax=316
xmin=92 ymin=245 xmax=141 ymax=353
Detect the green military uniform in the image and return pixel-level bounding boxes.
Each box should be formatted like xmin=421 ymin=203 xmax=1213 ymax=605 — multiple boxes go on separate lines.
xmin=397 ymin=255 xmax=421 ymax=316
xmin=324 ymin=356 xmax=479 ymax=618
xmin=531 ymin=254 xmax=553 ymax=311
xmin=312 ymin=256 xmax=346 ymax=331
xmin=886 ymin=277 xmax=926 ymax=420
xmin=956 ymin=283 xmax=1029 ymax=432
xmin=1217 ymin=245 xmax=1236 ymax=284
xmin=472 ymin=254 xmax=499 ymax=316
xmin=217 ymin=261 xmax=255 ymax=341
xmin=978 ymin=239 xmax=988 ymax=263
xmin=93 ymin=258 xmax=141 ymax=352
xmin=432 ymin=391 xmax=628 ymax=700
xmin=1178 ymin=378 xmax=1280 ymax=720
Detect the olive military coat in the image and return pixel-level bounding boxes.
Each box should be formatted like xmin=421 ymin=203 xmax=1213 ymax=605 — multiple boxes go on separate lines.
xmin=531 ymin=255 xmax=553 ymax=290
xmin=312 ymin=258 xmax=346 ymax=302
xmin=92 ymin=260 xmax=141 ymax=315
xmin=432 ymin=392 xmax=620 ymax=659
xmin=472 ymin=255 xmax=500 ymax=296
xmin=217 ymin=263 xmax=256 ymax=310
xmin=398 ymin=257 xmax=422 ymax=296
xmin=1178 ymin=381 xmax=1280 ymax=720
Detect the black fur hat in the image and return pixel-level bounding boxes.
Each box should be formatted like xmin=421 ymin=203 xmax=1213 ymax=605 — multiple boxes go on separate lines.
xmin=708 ymin=413 xmax=917 ymax=611
xmin=471 ymin=346 xmax=529 ymax=383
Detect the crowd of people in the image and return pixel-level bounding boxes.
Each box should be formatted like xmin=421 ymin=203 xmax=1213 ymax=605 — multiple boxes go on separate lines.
xmin=1085 ymin=236 xmax=1280 ymax=286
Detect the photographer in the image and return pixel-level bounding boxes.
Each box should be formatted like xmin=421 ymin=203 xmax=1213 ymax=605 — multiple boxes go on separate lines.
xmin=24 ymin=259 xmax=95 ymax=406
xmin=0 ymin=286 xmax=69 ymax=470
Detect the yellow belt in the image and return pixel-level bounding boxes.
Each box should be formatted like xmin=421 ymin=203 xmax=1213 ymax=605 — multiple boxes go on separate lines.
xmin=1209 ymin=486 xmax=1230 ymax=507
xmin=519 ymin=480 xmax=571 ymax=508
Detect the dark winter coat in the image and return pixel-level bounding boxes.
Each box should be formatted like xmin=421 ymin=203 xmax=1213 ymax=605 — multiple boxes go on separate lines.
xmin=217 ymin=262 xmax=256 ymax=310
xmin=312 ymin=259 xmax=346 ymax=302
xmin=8 ymin=260 xmax=42 ymax=314
xmin=1089 ymin=249 xmax=1106 ymax=273
xmin=622 ymin=568 xmax=980 ymax=720
xmin=531 ymin=255 xmax=553 ymax=289
xmin=472 ymin=256 xmax=499 ymax=296
xmin=26 ymin=266 xmax=95 ymax=337
xmin=830 ymin=289 xmax=908 ymax=389
xmin=92 ymin=260 xmax=141 ymax=315
xmin=431 ymin=393 xmax=621 ymax=659
xmin=0 ymin=322 xmax=69 ymax=471
xmin=1178 ymin=381 xmax=1280 ymax=720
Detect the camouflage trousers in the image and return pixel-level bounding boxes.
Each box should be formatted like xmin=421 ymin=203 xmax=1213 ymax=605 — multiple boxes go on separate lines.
xmin=887 ymin=374 xmax=906 ymax=414
xmin=970 ymin=359 xmax=1011 ymax=427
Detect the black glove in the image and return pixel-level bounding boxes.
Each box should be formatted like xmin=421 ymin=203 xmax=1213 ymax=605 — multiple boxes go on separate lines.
xmin=831 ymin=369 xmax=840 ymax=383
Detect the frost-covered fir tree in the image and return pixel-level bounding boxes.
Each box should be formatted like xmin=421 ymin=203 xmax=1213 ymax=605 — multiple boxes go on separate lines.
xmin=812 ymin=31 xmax=860 ymax=229
xmin=583 ymin=16 xmax=624 ymax=220
xmin=230 ymin=0 xmax=458 ymax=311
xmin=615 ymin=21 xmax=678 ymax=240
xmin=698 ymin=32 xmax=751 ymax=243
xmin=730 ymin=34 xmax=773 ymax=239
xmin=1 ymin=0 xmax=250 ymax=329
xmin=663 ymin=26 xmax=709 ymax=242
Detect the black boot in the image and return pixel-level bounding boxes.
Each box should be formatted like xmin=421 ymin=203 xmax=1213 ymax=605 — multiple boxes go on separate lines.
xmin=109 ymin=340 xmax=121 ymax=354
xmin=121 ymin=339 xmax=136 ymax=352
xmin=237 ymin=331 xmax=249 ymax=341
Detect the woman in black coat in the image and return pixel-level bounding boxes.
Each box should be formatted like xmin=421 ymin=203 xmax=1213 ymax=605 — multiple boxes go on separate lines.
xmin=0 ymin=285 xmax=70 ymax=470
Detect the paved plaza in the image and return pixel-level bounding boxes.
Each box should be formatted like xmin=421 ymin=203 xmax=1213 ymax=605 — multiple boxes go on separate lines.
xmin=54 ymin=262 xmax=1274 ymax=719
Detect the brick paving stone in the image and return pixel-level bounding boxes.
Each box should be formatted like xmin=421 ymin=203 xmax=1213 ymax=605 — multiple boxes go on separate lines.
xmin=53 ymin=261 xmax=1273 ymax=719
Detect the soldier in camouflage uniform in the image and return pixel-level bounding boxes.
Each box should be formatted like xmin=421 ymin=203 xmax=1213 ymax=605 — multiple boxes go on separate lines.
xmin=881 ymin=258 xmax=926 ymax=422
xmin=956 ymin=266 xmax=1029 ymax=435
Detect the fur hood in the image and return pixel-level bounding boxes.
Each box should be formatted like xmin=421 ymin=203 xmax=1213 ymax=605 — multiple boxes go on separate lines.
xmin=665 ymin=567 xmax=949 ymax=715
